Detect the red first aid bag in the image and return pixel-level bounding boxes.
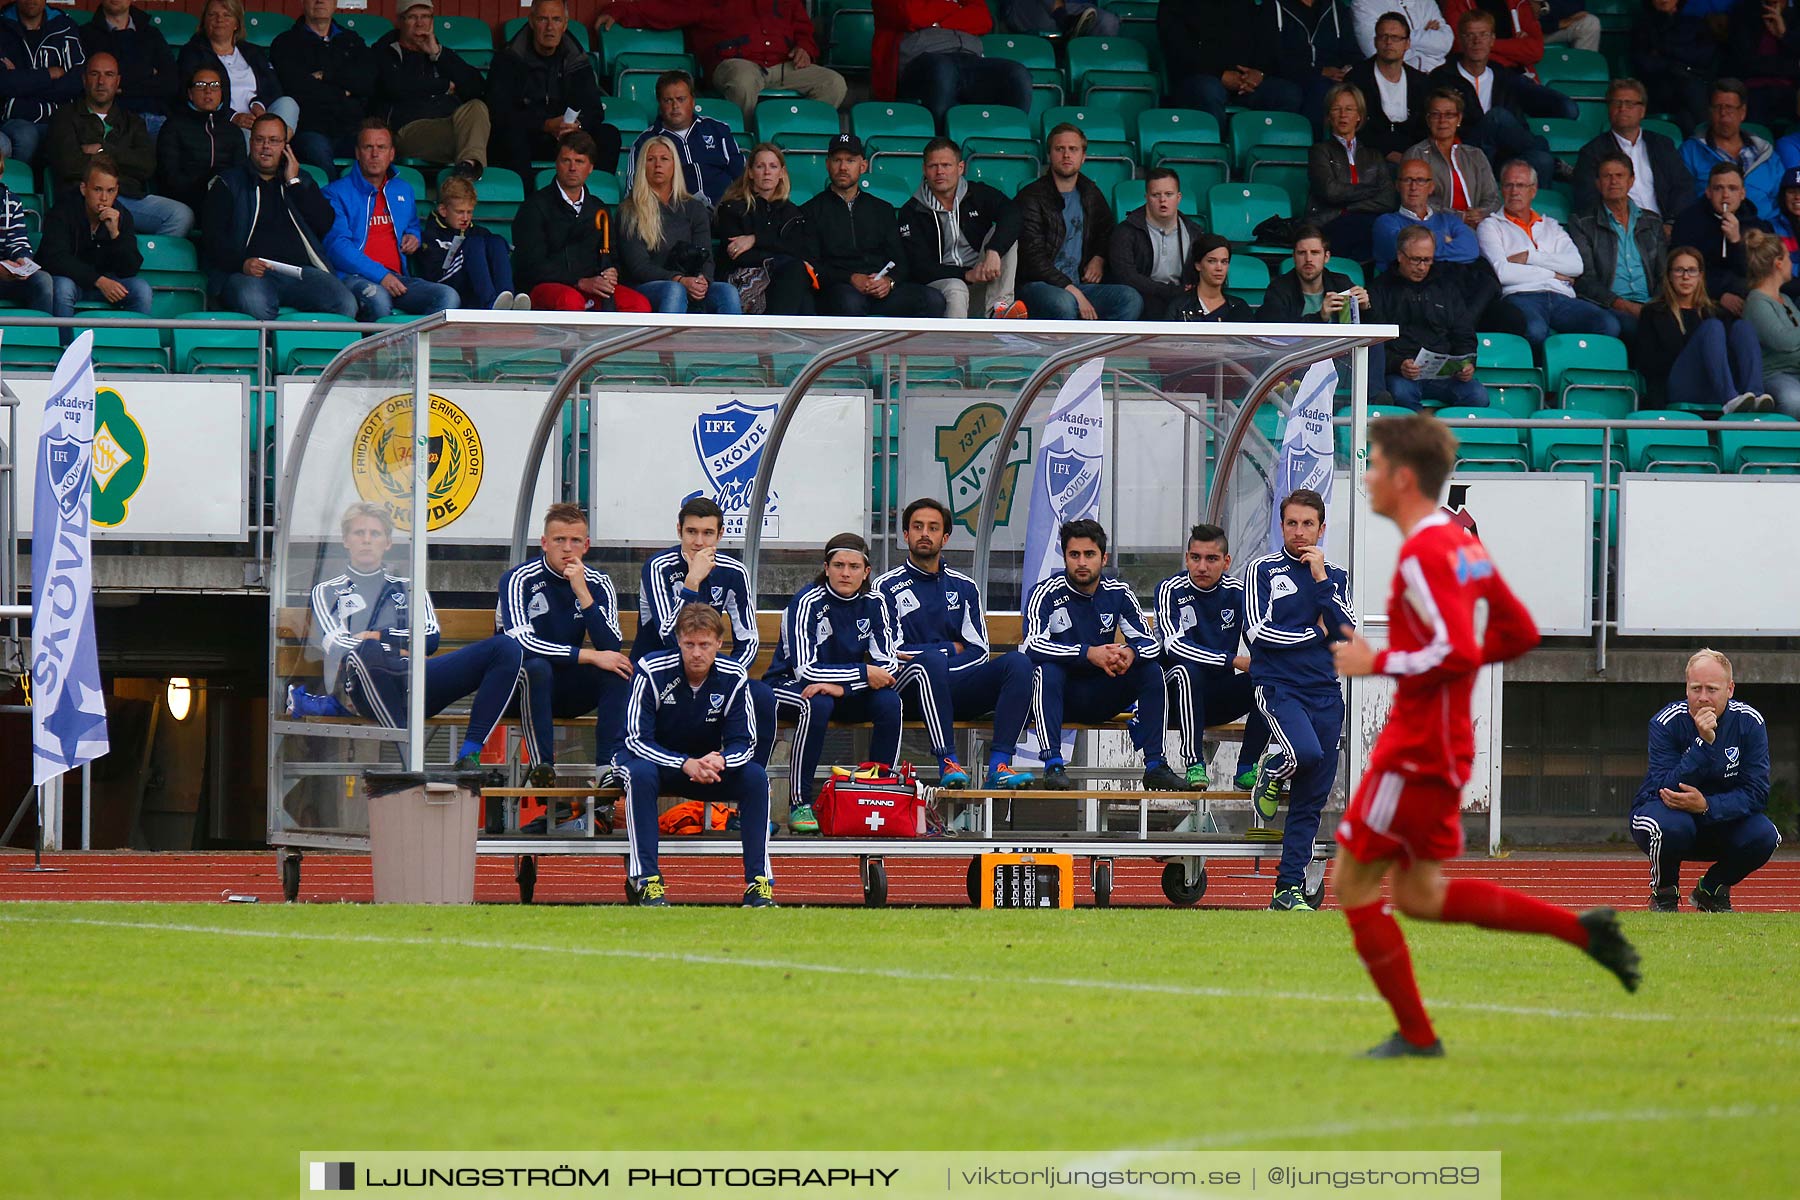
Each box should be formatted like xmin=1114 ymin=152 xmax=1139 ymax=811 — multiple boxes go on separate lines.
xmin=814 ymin=762 xmax=925 ymax=838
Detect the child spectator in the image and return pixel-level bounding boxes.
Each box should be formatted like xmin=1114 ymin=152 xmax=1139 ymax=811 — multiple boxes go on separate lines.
xmin=415 ymin=174 xmax=527 ymax=310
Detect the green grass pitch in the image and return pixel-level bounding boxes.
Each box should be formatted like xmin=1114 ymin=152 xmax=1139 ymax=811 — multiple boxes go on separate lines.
xmin=3 ymin=903 xmax=1794 ymax=1198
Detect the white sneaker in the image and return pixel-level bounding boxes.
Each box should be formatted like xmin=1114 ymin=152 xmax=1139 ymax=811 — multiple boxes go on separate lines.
xmin=491 ymin=291 xmax=516 ymax=310
xmin=512 ymin=292 xmax=532 ymax=310
xmin=1722 ymin=391 xmax=1758 ymax=414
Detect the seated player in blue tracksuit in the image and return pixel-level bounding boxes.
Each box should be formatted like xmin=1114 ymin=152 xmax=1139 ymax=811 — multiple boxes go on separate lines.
xmin=290 ymin=502 xmax=523 ymax=770
xmin=876 ymin=497 xmax=1038 ymax=790
xmin=1244 ymin=489 xmax=1356 ymax=911
xmin=1021 ymin=518 xmax=1186 ymax=792
xmin=632 ymin=496 xmax=776 ymax=769
xmin=620 ymin=604 xmax=774 ymax=908
xmin=763 ymin=532 xmax=904 ymax=834
xmin=1630 ymin=648 xmax=1781 ymax=912
xmin=495 ymin=503 xmax=632 ymax=787
xmin=1154 ymin=522 xmax=1271 ymax=790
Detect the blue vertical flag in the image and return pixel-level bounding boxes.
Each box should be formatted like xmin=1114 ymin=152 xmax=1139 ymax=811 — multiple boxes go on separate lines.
xmin=31 ymin=331 xmax=110 ymax=785
xmin=1268 ymin=359 xmax=1339 ymax=556
xmin=1022 ymin=357 xmax=1107 ymax=588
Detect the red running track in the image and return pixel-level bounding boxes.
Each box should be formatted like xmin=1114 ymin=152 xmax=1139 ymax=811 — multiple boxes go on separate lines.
xmin=3 ymin=850 xmax=1795 ymax=910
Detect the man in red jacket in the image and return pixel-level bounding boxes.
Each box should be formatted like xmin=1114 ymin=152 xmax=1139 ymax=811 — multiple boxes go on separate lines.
xmin=595 ymin=0 xmax=845 ymax=121
xmin=872 ymin=0 xmax=1033 ymax=127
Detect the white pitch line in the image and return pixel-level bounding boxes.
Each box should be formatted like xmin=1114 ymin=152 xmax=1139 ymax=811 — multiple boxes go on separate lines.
xmin=3 ymin=912 xmax=1793 ymax=1028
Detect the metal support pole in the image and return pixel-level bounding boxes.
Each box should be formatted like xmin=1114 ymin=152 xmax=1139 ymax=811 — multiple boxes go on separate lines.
xmin=1597 ymin=429 xmax=1612 ymax=675
xmin=407 ymin=329 xmax=430 ymax=772
xmin=80 ymin=761 xmax=90 ymax=851
xmin=1345 ymin=345 xmax=1375 ymax=803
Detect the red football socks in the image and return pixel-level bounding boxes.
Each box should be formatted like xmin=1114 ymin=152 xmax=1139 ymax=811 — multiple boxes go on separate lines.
xmin=1345 ymin=899 xmax=1437 ymax=1048
xmin=1440 ymin=878 xmax=1590 ymax=949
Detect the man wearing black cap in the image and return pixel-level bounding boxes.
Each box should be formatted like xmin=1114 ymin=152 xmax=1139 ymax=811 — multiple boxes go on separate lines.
xmin=800 ymin=133 xmax=946 ymax=318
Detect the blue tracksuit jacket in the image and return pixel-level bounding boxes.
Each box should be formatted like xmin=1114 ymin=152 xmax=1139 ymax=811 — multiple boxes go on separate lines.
xmin=495 ymin=554 xmax=622 ymax=662
xmin=1155 ymin=571 xmax=1248 ymax=669
xmin=1244 ymin=549 xmax=1354 ymax=690
xmin=764 ymin=583 xmax=897 ymax=690
xmin=1632 ymin=700 xmax=1770 ymax=823
xmin=872 ymin=559 xmax=991 ymax=674
xmin=633 ymin=545 xmax=758 ymax=665
xmin=1021 ymin=573 xmax=1159 ymax=664
xmin=623 ymin=651 xmax=756 ymax=769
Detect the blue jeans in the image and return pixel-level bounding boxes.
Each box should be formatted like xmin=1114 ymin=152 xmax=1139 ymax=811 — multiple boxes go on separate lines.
xmin=1172 ymin=75 xmax=1305 ymax=138
xmin=636 ymin=277 xmax=743 ymax=315
xmin=1020 ymin=281 xmax=1144 ymax=321
xmin=445 ymin=227 xmax=514 ymax=308
xmin=118 ymin=193 xmax=194 ymax=238
xmin=0 ymin=270 xmax=54 ymax=313
xmin=51 ymin=274 xmax=151 ymax=318
xmin=1503 ymin=291 xmax=1621 ymax=347
xmin=1766 ymin=371 xmax=1800 ymax=418
xmin=1386 ymin=373 xmax=1490 ymax=409
xmin=1667 ymin=317 xmax=1762 ymax=408
xmin=0 ymin=118 xmax=45 ymax=165
xmin=897 ymin=53 xmax=1034 ymax=128
xmin=1003 ymin=0 xmax=1120 ymax=35
xmin=344 ymin=273 xmax=461 ymax=319
xmin=219 ymin=267 xmax=357 ymax=320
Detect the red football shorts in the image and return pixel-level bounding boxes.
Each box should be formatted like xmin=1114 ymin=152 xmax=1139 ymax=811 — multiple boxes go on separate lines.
xmin=1337 ymin=769 xmax=1466 ymax=867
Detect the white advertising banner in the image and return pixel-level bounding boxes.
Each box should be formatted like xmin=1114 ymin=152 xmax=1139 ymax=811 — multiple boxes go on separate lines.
xmin=590 ymin=389 xmax=869 ymax=546
xmin=278 ymin=379 xmax=558 ymax=544
xmin=1617 ymin=475 xmax=1800 ymax=634
xmin=9 ymin=374 xmax=247 ymax=540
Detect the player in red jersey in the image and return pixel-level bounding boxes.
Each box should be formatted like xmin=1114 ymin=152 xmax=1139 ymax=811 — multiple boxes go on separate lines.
xmin=1329 ymin=414 xmax=1641 ymax=1058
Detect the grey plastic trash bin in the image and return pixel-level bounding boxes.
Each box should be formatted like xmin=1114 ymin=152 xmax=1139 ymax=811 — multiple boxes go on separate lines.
xmin=365 ymin=771 xmax=482 ymax=904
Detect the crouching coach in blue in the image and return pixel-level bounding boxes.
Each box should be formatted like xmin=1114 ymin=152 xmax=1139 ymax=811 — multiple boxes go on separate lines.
xmin=1630 ymin=649 xmax=1781 ymax=912
xmin=621 ymin=604 xmax=773 ymax=908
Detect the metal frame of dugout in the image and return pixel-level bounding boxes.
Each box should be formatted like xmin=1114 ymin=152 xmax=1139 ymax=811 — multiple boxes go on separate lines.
xmin=269 ymin=312 xmax=1395 ymax=906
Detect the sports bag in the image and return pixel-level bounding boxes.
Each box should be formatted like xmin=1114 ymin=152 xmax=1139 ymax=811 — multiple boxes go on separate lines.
xmin=658 ymin=799 xmax=733 ymax=836
xmin=814 ymin=762 xmax=925 ymax=838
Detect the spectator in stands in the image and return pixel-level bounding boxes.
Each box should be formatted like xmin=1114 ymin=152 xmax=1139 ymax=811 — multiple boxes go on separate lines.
xmin=1479 ymin=159 xmax=1621 ymax=344
xmin=1681 ymin=80 xmax=1782 ymax=220
xmin=803 ymin=133 xmax=945 ymax=317
xmin=1726 ymin=0 xmax=1800 ymax=126
xmin=1406 ymin=88 xmax=1501 ymax=230
xmin=873 ymin=0 xmax=1033 ymax=129
xmin=270 ymin=0 xmax=375 ymax=174
xmin=1259 ymin=225 xmax=1375 ymax=321
xmin=1768 ymin=167 xmax=1800 ymax=294
xmin=1631 ymin=0 xmax=1719 ymax=137
xmin=1440 ymin=0 xmax=1550 ymax=74
xmin=1272 ymin=0 xmax=1362 ymax=135
xmin=1573 ymin=78 xmax=1695 ymax=223
xmin=1569 ymin=151 xmax=1668 ymax=339
xmin=1374 ymin=155 xmax=1480 ymax=264
xmin=1370 ymin=223 xmax=1488 ymax=406
xmin=1169 ymin=234 xmax=1253 ymax=320
xmin=1159 ymin=0 xmax=1303 ymax=131
xmin=1633 ymin=244 xmax=1766 ymax=411
xmin=628 ymin=71 xmax=742 ymax=209
xmin=1016 ymin=123 xmax=1141 ymax=321
xmin=323 ymin=118 xmax=458 ymax=319
xmin=716 ymin=143 xmax=817 ymax=316
xmin=177 ymin=0 xmax=299 ymax=149
xmin=618 ymin=135 xmax=741 ymax=314
xmin=370 ymin=0 xmax=488 ymax=180
xmin=488 ymin=0 xmax=618 ymax=185
xmin=40 ymin=155 xmax=150 ymax=317
xmin=1105 ymin=166 xmax=1201 ymax=322
xmin=512 ymin=131 xmax=650 ymax=312
xmin=201 ymin=112 xmax=356 ymax=319
xmin=596 ymin=0 xmax=846 ymax=122
xmin=1307 ymin=82 xmax=1396 ymax=260
xmin=1630 ymin=649 xmax=1780 ymax=912
xmin=0 ymin=0 xmax=85 ymax=166
xmin=1430 ymin=9 xmax=1570 ymax=187
xmin=1669 ymin=161 xmax=1769 ymax=314
xmin=1352 ymin=0 xmax=1454 ymax=71
xmin=0 ymin=137 xmax=53 ymax=311
xmin=1742 ymin=228 xmax=1800 ymax=414
xmin=1348 ymin=13 xmax=1432 ymax=162
xmin=80 ymin=0 xmax=178 ymax=134
xmin=46 ymin=53 xmax=193 ymax=237
xmin=1003 ymin=0 xmax=1119 ymax=37
xmin=900 ymin=136 xmax=1024 ymax=318
xmin=1541 ymin=0 xmax=1603 ymax=52
xmin=416 ymin=174 xmax=525 ymax=310
xmin=155 ymin=68 xmax=243 ymax=219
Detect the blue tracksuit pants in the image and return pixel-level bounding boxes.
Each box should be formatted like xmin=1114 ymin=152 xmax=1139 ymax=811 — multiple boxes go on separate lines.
xmin=895 ymin=650 xmax=1034 ymax=759
xmin=516 ymin=657 xmax=630 ymax=767
xmin=1254 ymin=682 xmax=1344 ymax=888
xmin=771 ymin=683 xmax=903 ymax=806
xmin=621 ymin=757 xmax=772 ymax=883
xmin=1030 ymin=656 xmax=1166 ymax=764
xmin=1629 ymin=800 xmax=1781 ymax=892
xmin=342 ymin=634 xmax=522 ymax=746
xmin=1162 ymin=664 xmax=1271 ymax=767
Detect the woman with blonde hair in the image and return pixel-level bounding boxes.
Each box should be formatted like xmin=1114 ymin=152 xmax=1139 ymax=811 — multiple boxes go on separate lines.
xmin=1306 ymin=83 xmax=1396 ymax=261
xmin=617 ymin=135 xmax=741 ymax=314
xmin=716 ymin=142 xmax=816 ymax=315
xmin=177 ymin=0 xmax=299 ymax=146
xmin=1743 ymin=229 xmax=1800 ymax=415
xmin=1635 ymin=244 xmax=1765 ymax=411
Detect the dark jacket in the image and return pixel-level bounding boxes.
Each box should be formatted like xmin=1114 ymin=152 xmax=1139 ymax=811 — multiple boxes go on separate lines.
xmin=78 ymin=6 xmax=177 ymax=117
xmin=1633 ymin=301 xmax=1733 ymax=406
xmin=512 ymin=181 xmax=613 ymax=291
xmin=487 ymin=23 xmax=603 ymax=135
xmin=38 ymin=197 xmax=140 ymax=288
xmin=1105 ymin=206 xmax=1204 ymax=314
xmin=1428 ymin=57 xmax=1526 ymax=123
xmin=1669 ymin=197 xmax=1770 ymax=301
xmin=1159 ymin=0 xmax=1280 ymax=85
xmin=1307 ymin=137 xmax=1396 ymax=223
xmin=0 ymin=3 xmax=85 ymax=124
xmin=1257 ymin=266 xmax=1359 ymax=322
xmin=1345 ymin=57 xmax=1431 ymax=158
xmin=1567 ymin=202 xmax=1669 ymax=309
xmin=897 ymin=180 xmax=1020 ymax=284
xmin=413 ymin=209 xmax=502 ymax=284
xmin=1270 ymin=0 xmax=1358 ymax=83
xmin=799 ymin=187 xmax=911 ymax=287
xmin=46 ymin=100 xmax=154 ymax=196
xmin=618 ymin=193 xmax=718 ymax=284
xmin=155 ymin=101 xmax=246 ymax=214
xmin=1630 ymin=0 xmax=1717 ymax=126
xmin=1573 ymin=129 xmax=1695 ymax=219
xmin=371 ymin=31 xmax=484 ymax=130
xmin=1015 ymin=173 xmax=1114 ymax=289
xmin=269 ymin=18 xmax=374 ymax=140
xmin=200 ymin=162 xmax=335 ymax=292
xmin=1727 ymin=0 xmax=1800 ymax=93
xmin=177 ymin=35 xmax=283 ymax=113
xmin=1167 ymin=291 xmax=1254 ymax=321
xmin=715 ymin=193 xmax=811 ymax=268
xmin=1368 ymin=263 xmax=1478 ymax=362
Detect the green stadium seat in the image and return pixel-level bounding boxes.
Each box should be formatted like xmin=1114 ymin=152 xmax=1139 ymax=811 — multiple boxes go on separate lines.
xmin=693 ymin=98 xmax=749 ymax=136
xmin=85 ymin=317 xmax=170 ymax=373
xmin=1640 ymin=118 xmax=1684 ymax=145
xmin=173 ymin=313 xmax=266 ymax=379
xmin=1226 ymin=255 xmax=1270 ymax=306
xmin=829 ymin=10 xmax=875 ymax=69
xmin=1250 ymin=160 xmax=1310 ymax=218
xmin=1719 ymin=412 xmax=1800 ymax=473
xmin=275 ymin=312 xmax=361 ymax=376
xmin=1622 ymin=410 xmax=1721 ymax=472
xmin=1038 ymin=105 xmax=1128 ymax=145
xmin=394 ymin=164 xmax=429 ymax=199
xmin=1529 ymin=117 xmax=1590 ymax=157
xmin=1080 ymin=157 xmax=1135 ymax=204
xmin=1112 ymin=178 xmax=1200 ymax=220
xmin=338 ymin=13 xmax=392 ymax=43
xmin=1545 ymin=332 xmax=1637 ymax=413
xmin=1082 ymin=72 xmax=1161 ymax=132
xmin=756 ymin=99 xmax=841 ymax=150
xmin=971 ymin=356 xmax=1038 ymax=389
xmin=1476 ymin=331 xmax=1545 ymax=409
xmin=1437 ymin=407 xmax=1530 ymax=472
xmin=601 ymin=97 xmax=654 ymax=135
xmin=1537 ymin=48 xmax=1610 ymax=100
xmin=297 ymin=163 xmax=332 ymax=189
xmin=852 ymin=102 xmax=935 ymax=162
xmin=1066 ymin=37 xmax=1149 ymax=93
xmin=241 ymin=10 xmax=283 ymax=47
xmin=0 ymin=314 xmax=62 ymax=373
xmin=947 ymin=104 xmax=1032 ymax=147
xmin=615 ymin=51 xmax=697 ymax=93
xmin=476 ymin=167 xmax=527 ymax=226
xmin=148 ymin=10 xmax=198 ymax=43
xmin=599 ymin=27 xmax=685 ymax=76
xmin=434 ymin=16 xmax=495 ymax=70
xmin=858 ymin=175 xmax=911 ymax=210
xmin=966 ymin=155 xmax=1037 ymax=195
xmin=1230 ymin=111 xmax=1311 ymax=173
xmin=1526 ymin=409 xmax=1622 ymax=488
xmin=591 ymin=350 xmax=675 ymax=385
xmin=1207 ymin=182 xmax=1291 ymax=248
xmin=1163 ymin=160 xmax=1230 ymax=207
xmin=981 ymin=33 xmax=1064 ymax=109
xmin=676 ymin=353 xmax=771 ymax=387
xmin=1533 ymin=188 xmax=1571 ymax=224
xmin=502 ymin=18 xmax=587 ymax=49
xmin=137 ymin=236 xmax=205 ymax=319
xmin=786 ymin=154 xmax=828 ymax=200
xmin=1137 ymin=108 xmax=1226 ymax=166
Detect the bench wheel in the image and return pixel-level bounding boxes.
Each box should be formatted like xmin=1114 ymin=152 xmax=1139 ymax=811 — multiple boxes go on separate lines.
xmin=1091 ymin=858 xmax=1114 ymax=907
xmin=1161 ymin=860 xmax=1208 ymax=906
xmin=966 ymin=856 xmax=983 ymax=906
xmin=515 ymin=854 xmax=537 ymax=904
xmin=1304 ymin=879 xmax=1326 ymax=912
xmin=861 ymin=857 xmax=888 ymax=907
xmin=279 ymin=851 xmax=301 ymax=903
